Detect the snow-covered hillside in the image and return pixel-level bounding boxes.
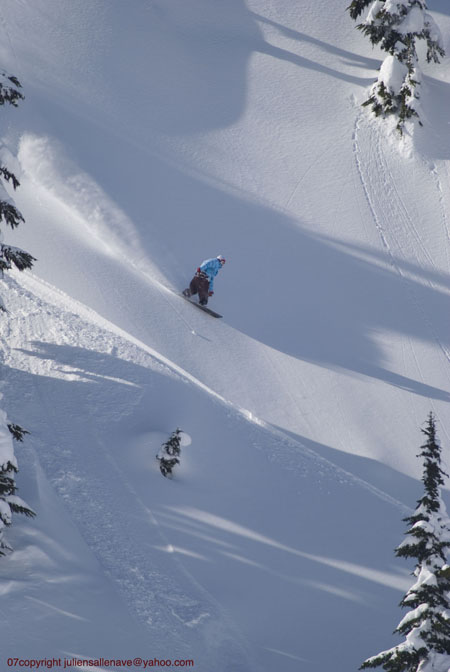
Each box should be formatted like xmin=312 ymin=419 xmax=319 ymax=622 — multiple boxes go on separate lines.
xmin=0 ymin=1 xmax=449 ymax=670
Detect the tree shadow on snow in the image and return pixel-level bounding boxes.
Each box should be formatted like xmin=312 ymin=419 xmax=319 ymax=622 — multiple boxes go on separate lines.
xmin=31 ymin=107 xmax=447 ymax=404
xmin=16 ymin=0 xmax=376 ymax=140
xmin=157 ymin=176 xmax=450 ymax=402
xmin=73 ymin=133 xmax=449 ymax=405
xmin=120 ymin=0 xmax=374 ymax=133
xmin=14 ymin=109 xmax=450 ymax=403
xmin=249 ymin=10 xmax=381 ymax=73
xmin=12 ymin=1 xmax=449 ymax=405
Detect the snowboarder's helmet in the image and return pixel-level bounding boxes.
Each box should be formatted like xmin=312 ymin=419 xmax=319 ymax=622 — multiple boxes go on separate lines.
xmin=217 ymin=255 xmax=226 ymax=265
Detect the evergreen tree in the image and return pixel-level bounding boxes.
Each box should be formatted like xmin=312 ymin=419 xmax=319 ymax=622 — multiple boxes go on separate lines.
xmin=360 ymin=413 xmax=450 ymax=672
xmin=0 ymin=70 xmax=35 ymax=296
xmin=347 ymin=1 xmax=445 ymax=131
xmin=157 ymin=429 xmax=182 ymax=478
xmin=0 ymin=71 xmax=36 ymax=556
xmin=0 ymin=421 xmax=35 ymax=556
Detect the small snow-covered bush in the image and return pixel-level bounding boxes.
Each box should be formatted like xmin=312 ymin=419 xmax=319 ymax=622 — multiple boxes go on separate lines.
xmin=362 ymin=55 xmax=421 ymax=130
xmin=157 ymin=429 xmax=182 ymax=479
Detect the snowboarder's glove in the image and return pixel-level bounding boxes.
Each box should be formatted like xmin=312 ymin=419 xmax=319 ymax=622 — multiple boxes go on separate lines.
xmin=208 ymin=291 xmax=214 ymax=296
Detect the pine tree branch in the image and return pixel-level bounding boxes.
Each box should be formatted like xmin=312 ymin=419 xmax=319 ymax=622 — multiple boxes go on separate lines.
xmin=0 ymin=72 xmax=24 ymax=108
xmin=0 ymin=166 xmax=20 ymax=190
xmin=0 ymin=200 xmax=25 ymax=230
xmin=7 ymin=423 xmax=30 ymax=442
xmin=0 ymin=245 xmax=36 ymax=272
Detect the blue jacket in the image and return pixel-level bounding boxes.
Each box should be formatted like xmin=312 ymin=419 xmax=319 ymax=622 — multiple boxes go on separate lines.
xmin=199 ymin=258 xmax=222 ymax=292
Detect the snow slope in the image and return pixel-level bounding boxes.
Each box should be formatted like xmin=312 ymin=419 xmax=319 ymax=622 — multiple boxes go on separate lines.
xmin=0 ymin=0 xmax=449 ymax=670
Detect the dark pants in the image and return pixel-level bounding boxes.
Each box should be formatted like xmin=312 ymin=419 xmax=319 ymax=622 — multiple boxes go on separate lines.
xmin=184 ymin=274 xmax=210 ymax=304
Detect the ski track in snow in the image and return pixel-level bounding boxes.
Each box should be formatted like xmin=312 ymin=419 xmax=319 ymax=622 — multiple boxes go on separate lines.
xmin=353 ymin=113 xmax=450 ymax=382
xmin=429 ymin=160 xmax=450 ymax=275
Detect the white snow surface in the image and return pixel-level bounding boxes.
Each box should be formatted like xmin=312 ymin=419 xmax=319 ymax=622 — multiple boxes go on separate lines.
xmin=378 ymin=54 xmax=409 ymax=90
xmin=0 ymin=0 xmax=449 ymax=670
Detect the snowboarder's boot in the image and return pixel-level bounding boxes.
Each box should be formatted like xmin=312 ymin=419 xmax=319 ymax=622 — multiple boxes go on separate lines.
xmin=182 ymin=288 xmax=191 ymax=298
xmin=199 ymin=299 xmax=207 ymax=306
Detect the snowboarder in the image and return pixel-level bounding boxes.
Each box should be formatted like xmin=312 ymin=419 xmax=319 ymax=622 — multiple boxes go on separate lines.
xmin=183 ymin=255 xmax=226 ymax=306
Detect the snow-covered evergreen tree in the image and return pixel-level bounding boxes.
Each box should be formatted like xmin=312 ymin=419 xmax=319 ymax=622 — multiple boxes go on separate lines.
xmin=156 ymin=429 xmax=182 ymax=478
xmin=348 ymin=1 xmax=445 ymax=131
xmin=0 ymin=70 xmax=35 ymax=302
xmin=0 ymin=73 xmax=35 ymax=555
xmin=360 ymin=413 xmax=450 ymax=672
xmin=0 ymin=412 xmax=35 ymax=556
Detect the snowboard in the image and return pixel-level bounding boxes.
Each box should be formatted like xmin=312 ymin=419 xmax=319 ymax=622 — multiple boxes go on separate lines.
xmin=181 ymin=293 xmax=222 ymax=318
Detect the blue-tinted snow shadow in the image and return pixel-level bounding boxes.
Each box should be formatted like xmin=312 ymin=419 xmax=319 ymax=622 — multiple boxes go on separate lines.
xmin=19 ymin=100 xmax=448 ymax=405
xmin=10 ymin=0 xmax=375 ymax=141
xmin=151 ymin=422 xmax=421 ymax=672
xmin=10 ymin=85 xmax=450 ymax=402
xmin=95 ymin=0 xmax=374 ymax=133
xmin=2 ymin=340 xmax=256 ymax=669
xmin=8 ymin=1 xmax=449 ymax=401
xmin=130 ymin=159 xmax=450 ymax=402
xmin=218 ymin=217 xmax=450 ymax=402
xmin=3 ymin=339 xmax=432 ymax=672
xmin=14 ymin=101 xmax=450 ymax=402
xmin=272 ymin=426 xmax=424 ymax=508
xmin=249 ymin=10 xmax=381 ymax=72
xmin=427 ymin=0 xmax=450 ymax=16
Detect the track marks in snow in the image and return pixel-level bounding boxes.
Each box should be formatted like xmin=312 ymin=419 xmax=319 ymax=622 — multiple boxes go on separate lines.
xmin=284 ymin=143 xmax=332 ymax=210
xmin=353 ymin=114 xmax=450 ymax=373
xmin=429 ymin=161 xmax=450 ymax=275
